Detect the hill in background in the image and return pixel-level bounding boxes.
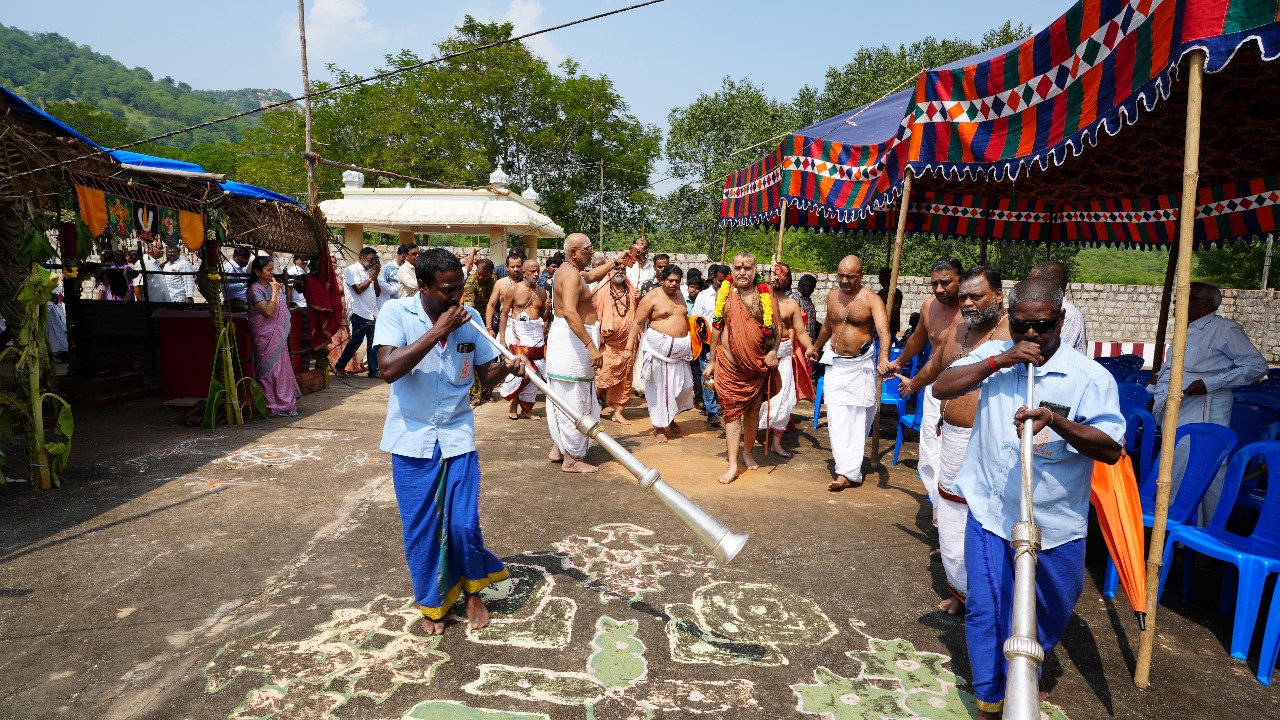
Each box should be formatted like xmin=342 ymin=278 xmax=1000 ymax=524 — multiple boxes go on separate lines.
xmin=0 ymin=23 xmax=289 ymax=151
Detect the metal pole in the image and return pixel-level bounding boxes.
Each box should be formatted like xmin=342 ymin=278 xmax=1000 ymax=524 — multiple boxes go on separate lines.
xmin=468 ymin=318 xmax=748 ymax=566
xmin=298 ymin=0 xmax=318 ymax=207
xmin=599 ymin=159 xmax=605 ymax=249
xmin=1004 ymin=362 xmax=1044 ymax=718
xmin=1134 ymin=48 xmax=1206 ymax=689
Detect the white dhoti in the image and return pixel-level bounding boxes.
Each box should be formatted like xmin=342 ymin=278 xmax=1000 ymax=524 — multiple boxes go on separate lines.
xmin=825 ymin=350 xmax=877 ymax=482
xmin=545 ymin=317 xmax=601 ymax=459
xmin=917 ymin=386 xmax=941 ymax=510
xmin=640 ymin=328 xmax=694 ymax=428
xmin=936 ymin=421 xmax=973 ymax=601
xmin=1163 ymin=389 xmax=1234 ymax=525
xmin=759 ymin=338 xmax=797 ymax=432
xmin=499 ymin=313 xmax=547 ymax=406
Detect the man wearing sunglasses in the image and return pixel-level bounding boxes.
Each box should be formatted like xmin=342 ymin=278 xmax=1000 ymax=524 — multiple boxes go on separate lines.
xmin=1151 ymin=282 xmax=1266 ymax=524
xmin=933 ymin=278 xmax=1125 ymax=718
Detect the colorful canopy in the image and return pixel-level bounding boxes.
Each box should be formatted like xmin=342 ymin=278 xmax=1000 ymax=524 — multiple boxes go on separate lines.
xmin=721 ymin=0 xmax=1280 ymax=248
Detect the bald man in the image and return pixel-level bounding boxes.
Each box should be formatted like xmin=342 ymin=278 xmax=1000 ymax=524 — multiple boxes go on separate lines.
xmin=808 ymin=255 xmax=891 ymax=491
xmin=545 ymin=234 xmax=633 ymax=472
xmin=703 ymin=251 xmax=781 ymax=485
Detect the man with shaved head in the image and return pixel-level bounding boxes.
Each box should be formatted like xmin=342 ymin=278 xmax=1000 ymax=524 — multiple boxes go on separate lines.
xmin=498 ymin=258 xmax=551 ymax=420
xmin=545 ymin=233 xmax=634 ymax=472
xmin=703 ymin=251 xmax=781 ymax=484
xmin=807 ymin=255 xmax=891 ymax=491
xmin=1028 ymin=260 xmax=1087 ymax=353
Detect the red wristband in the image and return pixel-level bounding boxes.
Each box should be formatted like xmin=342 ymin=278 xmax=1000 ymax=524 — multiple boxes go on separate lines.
xmin=987 ymin=356 xmax=999 ymax=372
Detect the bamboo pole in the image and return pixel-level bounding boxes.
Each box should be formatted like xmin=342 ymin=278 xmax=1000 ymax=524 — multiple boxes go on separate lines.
xmin=1151 ymin=241 xmax=1179 ymax=377
xmin=297 ymin=0 xmax=317 ymax=207
xmin=775 ymin=200 xmax=789 ymax=264
xmin=871 ymin=172 xmax=913 ymax=468
xmin=1134 ymin=49 xmax=1206 ymax=689
xmin=980 ymin=236 xmax=989 ymax=265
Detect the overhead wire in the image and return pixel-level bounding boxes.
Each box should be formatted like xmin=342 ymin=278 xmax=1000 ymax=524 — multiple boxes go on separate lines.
xmin=0 ymin=0 xmax=667 ymax=184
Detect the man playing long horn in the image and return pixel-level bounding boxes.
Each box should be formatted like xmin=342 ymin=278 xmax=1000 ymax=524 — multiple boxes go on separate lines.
xmin=758 ymin=262 xmax=816 ymax=458
xmin=897 ymin=266 xmax=1009 ymax=615
xmin=593 ymin=260 xmax=637 ymax=424
xmin=703 ymin=251 xmax=781 ymax=485
xmin=498 ymin=258 xmax=551 ymax=420
xmin=933 ymin=277 xmax=1124 ymax=718
xmin=546 ymin=233 xmax=633 ymax=472
xmin=807 ymin=255 xmax=891 ymax=491
xmin=630 ymin=264 xmax=694 ymax=443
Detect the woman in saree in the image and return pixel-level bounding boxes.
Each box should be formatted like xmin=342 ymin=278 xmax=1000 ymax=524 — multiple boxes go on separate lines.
xmin=248 ymin=256 xmax=301 ymax=417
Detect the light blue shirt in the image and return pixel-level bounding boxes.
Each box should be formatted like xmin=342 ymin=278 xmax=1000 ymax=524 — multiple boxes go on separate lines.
xmin=952 ymin=340 xmax=1125 ymax=549
xmin=374 ymin=298 xmax=498 ymax=460
xmin=380 ymin=260 xmax=401 ymax=299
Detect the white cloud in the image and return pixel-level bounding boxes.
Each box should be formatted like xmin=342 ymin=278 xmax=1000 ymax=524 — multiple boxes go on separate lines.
xmin=287 ymin=0 xmax=400 ymax=72
xmin=496 ymin=0 xmax=567 ymax=66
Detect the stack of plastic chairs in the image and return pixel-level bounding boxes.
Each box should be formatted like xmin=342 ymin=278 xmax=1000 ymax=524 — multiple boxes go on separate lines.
xmin=1116 ymin=381 xmax=1153 ymax=414
xmin=892 ymin=354 xmax=923 ymax=465
xmin=1156 ymin=441 xmax=1280 ymax=684
xmin=1103 ymin=423 xmax=1238 ymax=598
xmin=1232 ymin=402 xmax=1280 ymax=513
xmin=1124 ymin=406 xmax=1158 ymax=483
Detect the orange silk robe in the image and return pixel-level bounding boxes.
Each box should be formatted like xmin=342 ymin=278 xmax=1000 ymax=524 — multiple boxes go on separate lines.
xmin=713 ymin=289 xmax=781 ymax=423
xmin=592 ymin=279 xmax=635 ymax=408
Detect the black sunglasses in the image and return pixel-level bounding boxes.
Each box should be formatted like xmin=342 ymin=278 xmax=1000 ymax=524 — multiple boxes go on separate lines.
xmin=1008 ymin=317 xmax=1058 ymax=334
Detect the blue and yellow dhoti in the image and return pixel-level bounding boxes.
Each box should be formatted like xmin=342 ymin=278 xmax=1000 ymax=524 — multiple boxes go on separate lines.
xmin=964 ymin=513 xmax=1085 ymax=713
xmin=392 ymin=444 xmax=508 ymax=621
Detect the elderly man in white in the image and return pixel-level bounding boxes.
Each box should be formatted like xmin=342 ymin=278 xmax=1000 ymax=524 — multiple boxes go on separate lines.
xmin=1152 ymin=281 xmax=1267 ymax=523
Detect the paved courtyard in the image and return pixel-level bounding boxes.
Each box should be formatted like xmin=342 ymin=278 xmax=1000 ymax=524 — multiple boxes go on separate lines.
xmin=1 ymin=380 xmax=1277 ymax=719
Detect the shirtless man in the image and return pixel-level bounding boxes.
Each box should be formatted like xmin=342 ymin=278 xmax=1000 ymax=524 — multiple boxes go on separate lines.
xmin=630 ymin=265 xmax=695 ymax=443
xmin=485 ymin=252 xmax=526 ymax=331
xmin=806 ymin=255 xmax=891 ymax=490
xmin=759 ymin=275 xmax=816 ymax=458
xmin=703 ymin=252 xmax=781 ymax=484
xmin=498 ymin=258 xmax=551 ymax=419
xmin=546 ymin=234 xmax=633 ymax=472
xmin=887 ymin=257 xmax=964 ymax=516
xmin=897 ymin=266 xmax=1009 ymax=615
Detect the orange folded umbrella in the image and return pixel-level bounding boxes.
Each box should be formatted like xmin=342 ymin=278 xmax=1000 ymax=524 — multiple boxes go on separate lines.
xmin=1091 ymin=453 xmax=1148 ymax=629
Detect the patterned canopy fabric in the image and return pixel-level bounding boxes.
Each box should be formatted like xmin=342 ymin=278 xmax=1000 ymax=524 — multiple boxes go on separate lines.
xmin=721 ymin=0 xmax=1280 ymax=248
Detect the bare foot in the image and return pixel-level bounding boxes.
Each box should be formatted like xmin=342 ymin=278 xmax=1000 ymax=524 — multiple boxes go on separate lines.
xmin=562 ymin=457 xmax=599 ymax=473
xmin=716 ymin=467 xmax=739 ymax=484
xmin=743 ymin=450 xmax=760 ymax=471
xmin=465 ymin=594 xmax=490 ymax=630
xmin=508 ymin=401 xmax=520 ymax=419
xmin=611 ymin=411 xmax=633 ymax=425
xmin=655 ymin=428 xmax=669 ymax=444
xmin=769 ymin=438 xmax=792 ymax=458
xmin=827 ymin=476 xmax=858 ymax=492
xmin=938 ymin=597 xmax=964 ymax=615
xmin=976 ymin=711 xmax=1001 ymax=720
xmin=548 ymin=446 xmax=563 ymax=464
xmin=929 ymin=548 xmax=942 ymax=561
xmin=421 ymin=617 xmax=446 ymax=636
xmin=707 ymin=416 xmax=722 ymax=428
xmin=667 ymin=421 xmax=681 ymax=435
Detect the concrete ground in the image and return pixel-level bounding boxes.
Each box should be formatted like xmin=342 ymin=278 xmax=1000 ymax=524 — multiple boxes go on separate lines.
xmin=1 ymin=379 xmax=1277 ymax=719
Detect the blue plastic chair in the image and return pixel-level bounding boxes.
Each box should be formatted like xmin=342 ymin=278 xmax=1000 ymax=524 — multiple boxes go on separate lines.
xmin=1232 ymin=402 xmax=1280 ymax=450
xmin=1124 ymin=406 xmax=1158 ymax=484
xmin=1116 ymin=381 xmax=1152 ymax=414
xmin=1103 ymin=423 xmax=1238 ymax=598
xmin=1268 ymin=367 xmax=1280 ymax=380
xmin=1237 ymin=418 xmax=1280 ymax=513
xmin=1232 ymin=389 xmax=1280 ymax=412
xmin=1159 ymin=441 xmax=1280 ymax=666
xmin=812 ymin=344 xmax=904 ymax=430
xmin=813 ymin=375 xmax=824 ymax=429
xmin=892 ymin=358 xmax=923 ymax=465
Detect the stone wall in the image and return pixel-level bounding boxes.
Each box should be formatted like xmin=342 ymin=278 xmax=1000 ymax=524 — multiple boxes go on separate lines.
xmin=357 ymin=244 xmax=1280 ymax=362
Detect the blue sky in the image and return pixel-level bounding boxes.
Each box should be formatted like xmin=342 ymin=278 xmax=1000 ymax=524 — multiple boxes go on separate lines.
xmin=8 ymin=1 xmax=1070 ymax=187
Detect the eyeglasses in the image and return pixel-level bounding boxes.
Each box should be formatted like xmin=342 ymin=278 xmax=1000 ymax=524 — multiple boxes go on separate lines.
xmin=1008 ymin=317 xmax=1058 ymax=334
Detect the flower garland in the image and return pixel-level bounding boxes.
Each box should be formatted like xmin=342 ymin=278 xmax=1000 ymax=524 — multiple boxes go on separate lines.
xmin=711 ymin=274 xmax=775 ymax=341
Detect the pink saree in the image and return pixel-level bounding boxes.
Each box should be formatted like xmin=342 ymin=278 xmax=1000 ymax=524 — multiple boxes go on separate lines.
xmin=248 ymin=282 xmax=301 ymax=416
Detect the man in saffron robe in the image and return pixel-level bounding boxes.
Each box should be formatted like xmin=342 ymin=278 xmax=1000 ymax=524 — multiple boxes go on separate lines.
xmin=374 ymin=249 xmax=531 ymax=635
xmin=703 ymin=252 xmax=780 ymax=485
xmin=592 ymin=264 xmax=637 ymax=424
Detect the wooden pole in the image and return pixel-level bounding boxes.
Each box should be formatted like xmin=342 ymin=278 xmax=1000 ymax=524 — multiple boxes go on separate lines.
xmin=980 ymin=236 xmax=989 ymax=265
xmin=720 ymin=226 xmax=729 ymax=263
xmin=775 ymin=200 xmax=789 ymax=264
xmin=870 ymin=172 xmax=913 ymax=468
xmin=1134 ymin=49 xmax=1206 ymax=689
xmin=1151 ymin=241 xmax=1179 ymax=377
xmin=599 ymin=159 xmax=605 ymax=249
xmin=297 ymin=0 xmax=317 ymax=207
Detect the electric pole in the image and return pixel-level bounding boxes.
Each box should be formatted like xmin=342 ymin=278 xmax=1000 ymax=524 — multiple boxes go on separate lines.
xmin=297 ymin=0 xmax=317 ymax=207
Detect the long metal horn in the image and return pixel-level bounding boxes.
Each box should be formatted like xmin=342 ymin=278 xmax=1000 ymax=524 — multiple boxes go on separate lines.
xmin=1003 ymin=362 xmax=1044 ymax=719
xmin=470 ymin=318 xmax=748 ymax=566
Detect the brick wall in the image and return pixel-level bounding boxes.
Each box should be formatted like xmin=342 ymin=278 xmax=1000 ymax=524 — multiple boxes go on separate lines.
xmin=354 ymin=245 xmax=1280 ymax=362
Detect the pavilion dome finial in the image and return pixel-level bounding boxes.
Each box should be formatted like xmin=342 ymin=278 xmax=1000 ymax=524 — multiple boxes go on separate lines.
xmin=521 ymin=183 xmax=540 ymax=203
xmin=489 ymin=162 xmax=509 ymax=188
